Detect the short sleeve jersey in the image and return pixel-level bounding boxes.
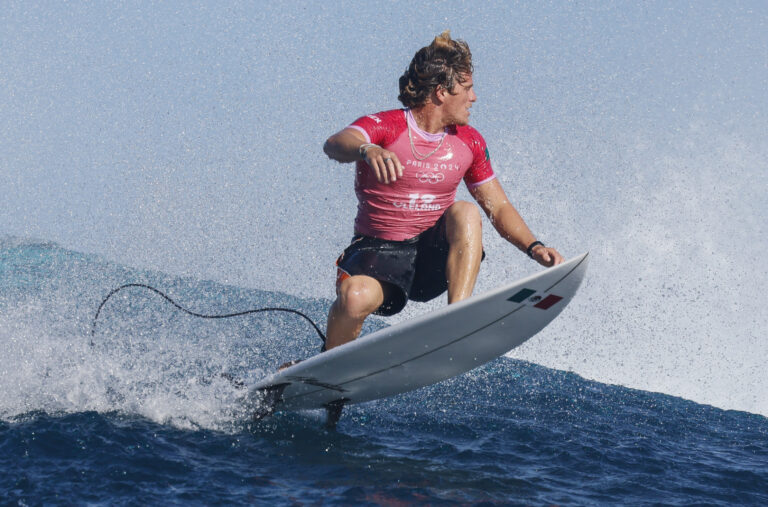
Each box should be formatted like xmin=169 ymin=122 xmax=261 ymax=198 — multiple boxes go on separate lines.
xmin=348 ymin=109 xmax=496 ymax=241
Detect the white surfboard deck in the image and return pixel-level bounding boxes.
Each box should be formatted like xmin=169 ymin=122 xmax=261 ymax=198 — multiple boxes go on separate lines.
xmin=249 ymin=252 xmax=588 ymax=415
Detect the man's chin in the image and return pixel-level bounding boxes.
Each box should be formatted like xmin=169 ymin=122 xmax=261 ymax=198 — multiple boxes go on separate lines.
xmin=456 ymin=117 xmax=470 ymax=126
xmin=448 ymin=113 xmax=471 ymax=126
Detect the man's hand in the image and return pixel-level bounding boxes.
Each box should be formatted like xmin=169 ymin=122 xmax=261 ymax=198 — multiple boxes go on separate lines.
xmin=323 ymin=129 xmax=404 ymax=184
xmin=531 ymin=245 xmax=564 ymax=267
xmin=362 ymin=145 xmax=404 ymax=184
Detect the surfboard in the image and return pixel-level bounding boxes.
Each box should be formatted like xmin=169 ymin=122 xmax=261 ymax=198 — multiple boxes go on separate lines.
xmin=249 ymin=252 xmax=588 ymax=419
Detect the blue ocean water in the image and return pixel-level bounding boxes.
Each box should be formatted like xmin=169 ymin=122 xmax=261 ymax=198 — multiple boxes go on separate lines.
xmin=2 ymin=240 xmax=767 ymax=504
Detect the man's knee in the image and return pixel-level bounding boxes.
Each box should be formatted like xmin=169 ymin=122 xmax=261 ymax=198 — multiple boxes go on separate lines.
xmin=446 ymin=201 xmax=482 ymax=238
xmin=335 ymin=276 xmax=384 ymax=319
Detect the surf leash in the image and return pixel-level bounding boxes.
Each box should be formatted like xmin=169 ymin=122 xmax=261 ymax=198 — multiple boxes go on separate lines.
xmin=89 ymin=283 xmax=327 ymax=347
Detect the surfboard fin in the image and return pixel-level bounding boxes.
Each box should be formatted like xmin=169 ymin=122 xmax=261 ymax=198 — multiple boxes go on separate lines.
xmin=252 ymin=383 xmax=288 ymax=420
xmin=324 ymin=399 xmax=348 ymax=429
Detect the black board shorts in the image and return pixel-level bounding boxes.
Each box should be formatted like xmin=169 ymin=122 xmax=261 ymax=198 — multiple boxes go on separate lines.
xmin=335 ymin=213 xmax=483 ymax=316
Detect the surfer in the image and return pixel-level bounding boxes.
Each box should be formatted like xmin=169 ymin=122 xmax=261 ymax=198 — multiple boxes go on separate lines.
xmin=323 ymin=30 xmax=564 ymax=351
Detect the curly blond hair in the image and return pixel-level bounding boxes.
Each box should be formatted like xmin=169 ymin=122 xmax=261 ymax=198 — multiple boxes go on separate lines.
xmin=398 ymin=30 xmax=473 ymax=109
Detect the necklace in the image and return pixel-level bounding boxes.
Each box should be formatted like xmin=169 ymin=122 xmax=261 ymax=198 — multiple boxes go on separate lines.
xmin=407 ymin=120 xmax=446 ymax=161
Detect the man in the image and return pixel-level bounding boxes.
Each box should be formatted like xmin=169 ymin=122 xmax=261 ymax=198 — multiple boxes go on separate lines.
xmin=323 ymin=30 xmax=563 ymax=351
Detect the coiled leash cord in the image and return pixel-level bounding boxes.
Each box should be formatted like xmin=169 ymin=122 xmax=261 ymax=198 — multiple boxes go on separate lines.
xmin=90 ymin=283 xmax=327 ymax=347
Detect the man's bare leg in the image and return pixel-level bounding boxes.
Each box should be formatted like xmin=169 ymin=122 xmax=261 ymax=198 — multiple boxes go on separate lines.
xmin=325 ymin=275 xmax=385 ymax=350
xmin=315 ymin=275 xmax=385 ymax=427
xmin=325 ymin=201 xmax=481 ymax=350
xmin=444 ymin=201 xmax=484 ymax=304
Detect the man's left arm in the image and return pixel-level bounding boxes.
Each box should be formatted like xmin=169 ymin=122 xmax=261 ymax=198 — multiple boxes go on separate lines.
xmin=469 ymin=179 xmax=564 ymax=267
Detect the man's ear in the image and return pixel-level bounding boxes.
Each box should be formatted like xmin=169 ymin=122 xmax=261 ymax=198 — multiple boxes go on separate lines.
xmin=433 ymin=85 xmax=446 ymax=104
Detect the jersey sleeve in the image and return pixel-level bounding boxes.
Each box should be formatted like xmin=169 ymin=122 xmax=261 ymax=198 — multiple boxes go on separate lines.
xmin=460 ymin=126 xmax=496 ymax=189
xmin=348 ymin=110 xmax=404 ymax=148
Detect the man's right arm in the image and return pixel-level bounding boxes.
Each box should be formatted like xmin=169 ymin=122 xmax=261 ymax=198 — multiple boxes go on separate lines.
xmin=323 ymin=128 xmax=367 ymax=162
xmin=324 ymin=128 xmax=403 ymax=184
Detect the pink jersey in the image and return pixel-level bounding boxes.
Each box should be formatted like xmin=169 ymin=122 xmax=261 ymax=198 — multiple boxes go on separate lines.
xmin=348 ymin=109 xmax=496 ymax=241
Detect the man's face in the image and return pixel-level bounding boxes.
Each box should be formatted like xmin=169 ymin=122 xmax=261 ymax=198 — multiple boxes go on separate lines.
xmin=442 ymin=73 xmax=476 ymax=126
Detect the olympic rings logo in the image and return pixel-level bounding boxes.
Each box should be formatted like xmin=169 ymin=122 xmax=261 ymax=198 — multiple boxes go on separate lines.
xmin=415 ymin=171 xmax=445 ymax=184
